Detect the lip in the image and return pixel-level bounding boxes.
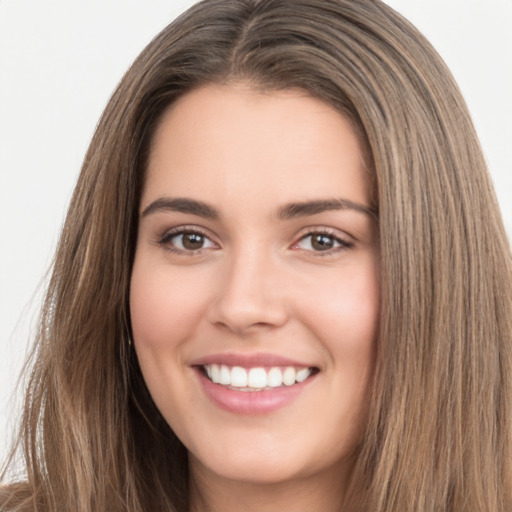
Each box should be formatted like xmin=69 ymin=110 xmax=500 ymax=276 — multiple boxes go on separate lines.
xmin=191 ymin=352 xmax=318 ymax=415
xmin=190 ymin=352 xmax=314 ymax=368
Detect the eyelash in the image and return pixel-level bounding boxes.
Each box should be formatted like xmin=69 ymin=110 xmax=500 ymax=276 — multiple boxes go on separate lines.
xmin=157 ymin=226 xmax=354 ymax=256
xmin=157 ymin=226 xmax=215 ymax=256
xmin=294 ymin=228 xmax=354 ymax=256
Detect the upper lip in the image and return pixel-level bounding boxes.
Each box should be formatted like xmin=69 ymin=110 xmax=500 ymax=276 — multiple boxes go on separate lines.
xmin=190 ymin=352 xmax=317 ymax=369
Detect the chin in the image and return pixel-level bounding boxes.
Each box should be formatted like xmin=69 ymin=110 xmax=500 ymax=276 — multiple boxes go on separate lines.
xmin=187 ymin=432 xmax=355 ymax=488
xmin=190 ymin=450 xmax=310 ymax=485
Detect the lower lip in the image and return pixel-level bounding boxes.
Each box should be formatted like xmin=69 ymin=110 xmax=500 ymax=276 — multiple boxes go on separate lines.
xmin=195 ymin=368 xmax=316 ymax=415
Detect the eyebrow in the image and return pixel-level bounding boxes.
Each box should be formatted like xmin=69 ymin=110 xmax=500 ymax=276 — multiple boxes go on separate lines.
xmin=140 ymin=196 xmax=377 ymax=221
xmin=141 ymin=197 xmax=220 ymax=219
xmin=277 ymin=198 xmax=378 ymax=220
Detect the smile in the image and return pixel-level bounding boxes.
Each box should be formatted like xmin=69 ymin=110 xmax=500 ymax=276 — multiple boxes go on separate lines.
xmin=203 ymin=364 xmax=314 ymax=391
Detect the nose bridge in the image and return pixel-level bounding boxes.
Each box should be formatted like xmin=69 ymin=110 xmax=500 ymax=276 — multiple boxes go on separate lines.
xmin=208 ymin=239 xmax=287 ymax=333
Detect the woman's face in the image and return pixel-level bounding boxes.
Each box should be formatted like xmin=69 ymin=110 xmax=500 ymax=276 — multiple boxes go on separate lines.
xmin=130 ymin=84 xmax=379 ymax=488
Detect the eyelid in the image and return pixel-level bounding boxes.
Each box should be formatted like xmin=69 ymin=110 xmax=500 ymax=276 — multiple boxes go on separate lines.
xmin=291 ymin=226 xmax=354 ymax=253
xmin=157 ymin=225 xmax=220 ymax=254
xmin=155 ymin=224 xmax=354 ymax=256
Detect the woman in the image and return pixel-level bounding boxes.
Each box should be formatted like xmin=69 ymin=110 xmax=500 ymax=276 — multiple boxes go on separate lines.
xmin=2 ymin=0 xmax=511 ymax=510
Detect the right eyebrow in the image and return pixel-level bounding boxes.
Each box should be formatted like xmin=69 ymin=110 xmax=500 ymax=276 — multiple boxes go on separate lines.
xmin=140 ymin=197 xmax=220 ymax=219
xmin=277 ymin=198 xmax=378 ymax=220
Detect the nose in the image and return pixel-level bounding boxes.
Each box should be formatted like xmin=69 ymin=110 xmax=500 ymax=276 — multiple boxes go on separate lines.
xmin=207 ymin=246 xmax=289 ymax=336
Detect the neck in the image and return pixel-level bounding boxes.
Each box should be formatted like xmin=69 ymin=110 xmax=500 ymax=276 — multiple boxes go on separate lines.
xmin=188 ymin=456 xmax=353 ymax=512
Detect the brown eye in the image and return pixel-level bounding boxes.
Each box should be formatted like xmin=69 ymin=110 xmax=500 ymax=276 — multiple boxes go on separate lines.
xmin=295 ymin=231 xmax=353 ymax=253
xmin=161 ymin=230 xmax=217 ymax=253
xmin=182 ymin=232 xmax=205 ymax=250
xmin=311 ymin=234 xmax=335 ymax=251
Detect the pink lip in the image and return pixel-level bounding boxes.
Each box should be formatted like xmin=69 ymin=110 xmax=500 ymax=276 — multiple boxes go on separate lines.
xmin=191 ymin=352 xmax=314 ymax=368
xmin=191 ymin=353 xmax=318 ymax=415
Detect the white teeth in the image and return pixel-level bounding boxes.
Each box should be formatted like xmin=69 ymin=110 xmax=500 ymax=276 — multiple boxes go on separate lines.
xmin=203 ymin=364 xmax=313 ymax=389
xmin=230 ymin=366 xmax=248 ymax=387
xmin=220 ymin=365 xmax=231 ymax=385
xmin=211 ymin=364 xmax=221 ymax=384
xmin=283 ymin=366 xmax=296 ymax=386
xmin=248 ymin=367 xmax=267 ymax=388
xmin=296 ymin=368 xmax=310 ymax=383
xmin=267 ymin=367 xmax=283 ymax=387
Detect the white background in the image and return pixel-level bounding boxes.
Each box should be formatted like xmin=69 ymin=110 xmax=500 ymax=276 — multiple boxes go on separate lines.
xmin=1 ymin=0 xmax=511 ymax=463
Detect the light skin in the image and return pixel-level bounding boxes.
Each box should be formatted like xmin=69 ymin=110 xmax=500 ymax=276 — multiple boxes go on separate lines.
xmin=130 ymin=83 xmax=380 ymax=511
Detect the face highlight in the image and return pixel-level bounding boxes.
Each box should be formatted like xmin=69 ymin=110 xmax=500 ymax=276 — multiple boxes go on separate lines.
xmin=130 ymin=84 xmax=379 ymax=497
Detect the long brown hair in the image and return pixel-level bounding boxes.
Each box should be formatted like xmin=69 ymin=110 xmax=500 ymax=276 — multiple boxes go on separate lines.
xmin=2 ymin=0 xmax=511 ymax=510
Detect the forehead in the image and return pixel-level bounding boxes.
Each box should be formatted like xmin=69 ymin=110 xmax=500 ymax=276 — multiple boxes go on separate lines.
xmin=143 ymin=83 xmax=371 ymax=211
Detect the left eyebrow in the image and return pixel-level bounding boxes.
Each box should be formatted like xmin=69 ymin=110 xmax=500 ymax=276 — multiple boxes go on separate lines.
xmin=276 ymin=198 xmax=378 ymax=220
xmin=140 ymin=197 xmax=220 ymax=219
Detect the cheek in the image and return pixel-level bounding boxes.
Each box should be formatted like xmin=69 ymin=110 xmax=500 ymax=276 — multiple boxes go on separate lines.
xmin=129 ymin=260 xmax=205 ymax=423
xmin=129 ymin=261 xmax=209 ymax=349
xmin=300 ymin=261 xmax=380 ymax=355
